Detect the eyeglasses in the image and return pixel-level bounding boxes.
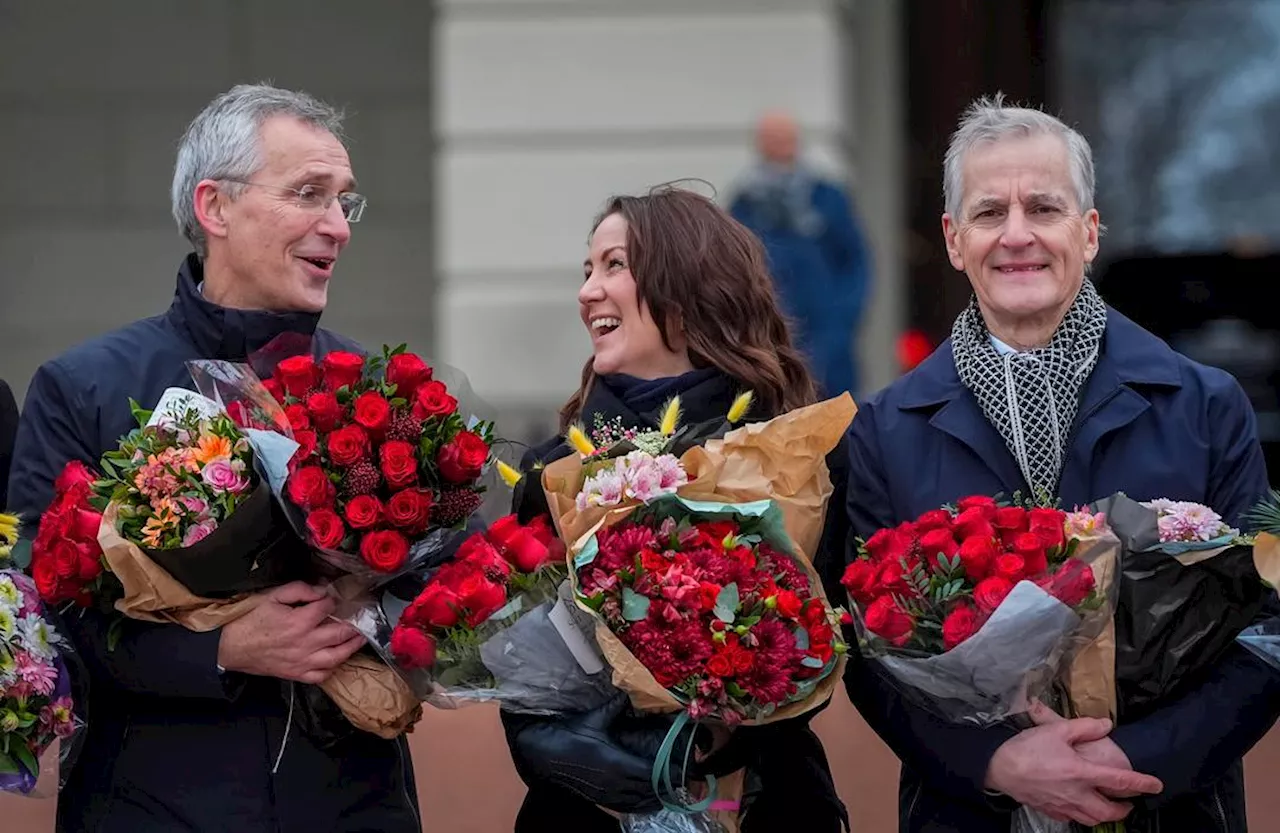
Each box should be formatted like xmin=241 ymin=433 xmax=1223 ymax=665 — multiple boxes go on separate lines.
xmin=220 ymin=179 xmax=367 ymax=223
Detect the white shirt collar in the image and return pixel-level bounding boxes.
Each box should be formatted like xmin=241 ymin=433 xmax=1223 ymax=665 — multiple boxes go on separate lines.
xmin=989 ymin=334 xmax=1017 ymax=355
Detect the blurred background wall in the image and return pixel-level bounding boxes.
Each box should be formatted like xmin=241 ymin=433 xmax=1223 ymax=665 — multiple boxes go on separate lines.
xmin=3 ymin=1 xmax=1279 ymax=830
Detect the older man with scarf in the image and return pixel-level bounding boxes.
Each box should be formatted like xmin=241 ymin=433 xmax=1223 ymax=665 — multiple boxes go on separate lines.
xmin=840 ymin=94 xmax=1280 ymax=832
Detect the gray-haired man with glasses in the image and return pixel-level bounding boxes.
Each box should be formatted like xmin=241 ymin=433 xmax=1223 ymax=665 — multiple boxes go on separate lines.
xmin=7 ymin=84 xmax=420 ymax=833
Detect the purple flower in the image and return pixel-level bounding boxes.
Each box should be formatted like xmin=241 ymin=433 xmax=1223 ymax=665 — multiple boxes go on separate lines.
xmin=182 ymin=519 xmax=219 ymax=547
xmin=201 ymin=459 xmax=249 ymax=494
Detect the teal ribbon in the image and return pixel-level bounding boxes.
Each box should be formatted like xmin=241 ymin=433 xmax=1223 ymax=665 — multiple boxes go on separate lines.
xmin=650 ymin=710 xmax=718 ymax=815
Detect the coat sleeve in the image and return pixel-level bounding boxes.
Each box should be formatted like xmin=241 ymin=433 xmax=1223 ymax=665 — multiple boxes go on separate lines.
xmin=840 ymin=402 xmax=1019 ymax=806
xmin=1112 ymin=373 xmax=1280 ymax=805
xmin=8 ymin=361 xmax=237 ymax=701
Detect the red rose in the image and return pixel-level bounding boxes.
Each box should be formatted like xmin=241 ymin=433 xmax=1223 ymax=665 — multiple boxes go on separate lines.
xmin=412 ymin=380 xmax=458 ymax=421
xmin=863 ymin=526 xmax=913 ymax=564
xmin=455 ymin=573 xmax=508 ymax=627
xmin=285 ymin=404 xmax=311 ymax=431
xmin=877 ymin=557 xmax=918 ymax=597
xmin=405 ymin=582 xmax=460 ymax=629
xmin=698 ymin=582 xmax=722 ymax=612
xmin=840 ymin=559 xmax=880 ymax=605
xmin=344 ymin=495 xmax=383 ymax=530
xmin=276 ymin=355 xmax=319 ymax=398
xmin=291 ymin=429 xmax=318 ymax=466
xmin=288 ymin=466 xmax=336 ymax=510
xmin=773 ymin=589 xmax=804 ymax=620
xmin=952 ymin=507 xmax=997 ymax=542
xmin=1030 ymin=507 xmax=1067 ymax=551
xmin=322 ymin=351 xmax=366 ymax=391
xmin=76 ymin=544 xmax=101 ymax=581
xmin=918 ymin=528 xmax=960 ymax=567
xmin=956 ymin=495 xmax=998 ymax=518
xmin=1040 ymin=559 xmax=1096 ymax=607
xmin=455 ymin=538 xmax=510 ymax=584
xmin=863 ymin=596 xmax=915 ymax=646
xmin=915 ymin=509 xmax=953 ymax=532
xmin=305 ymin=391 xmax=345 ymax=433
xmin=354 ymin=391 xmax=392 ymax=436
xmin=327 ymin=425 xmax=371 ymax=467
xmin=993 ymin=506 xmax=1030 ymax=544
xmin=503 ymin=529 xmax=555 ymax=573
xmin=387 ymin=353 xmax=433 ymax=400
xmin=994 ymin=553 xmax=1027 ymax=583
xmin=31 ymin=556 xmax=61 ymax=603
xmin=957 ymin=534 xmax=998 ymax=581
xmin=942 ymin=603 xmax=981 ymax=650
xmin=224 ymin=401 xmax=251 ymax=428
xmin=800 ymin=598 xmax=826 ymax=628
xmin=70 ymin=507 xmax=103 ymax=541
xmin=437 ymin=430 xmax=489 ymax=484
xmin=262 ymin=377 xmax=286 ymax=404
xmin=386 ymin=488 xmax=433 ymax=534
xmin=360 ymin=529 xmax=411 ymax=572
xmin=306 ymin=508 xmax=346 ymax=549
xmin=973 ymin=576 xmax=1015 ymax=614
xmin=707 ymin=653 xmax=735 ymax=678
xmin=485 ymin=514 xmax=522 ymax=550
xmin=379 ymin=440 xmax=419 ymax=489
xmin=1011 ymin=532 xmax=1049 ymax=576
xmin=54 ymin=460 xmax=97 ymax=494
xmin=389 ymin=625 xmax=436 ymax=669
xmin=52 ymin=540 xmax=81 ymax=580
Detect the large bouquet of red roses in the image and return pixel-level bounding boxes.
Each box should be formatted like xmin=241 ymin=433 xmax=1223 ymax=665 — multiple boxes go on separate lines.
xmin=260 ymin=345 xmax=497 ymax=578
xmin=358 ymin=513 xmax=619 ymax=714
xmin=841 ymin=495 xmax=1120 ymax=723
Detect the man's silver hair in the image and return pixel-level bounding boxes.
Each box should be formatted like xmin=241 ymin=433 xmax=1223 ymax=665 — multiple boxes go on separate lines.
xmin=171 ymin=83 xmax=346 ymax=257
xmin=943 ymin=93 xmax=1096 ymax=220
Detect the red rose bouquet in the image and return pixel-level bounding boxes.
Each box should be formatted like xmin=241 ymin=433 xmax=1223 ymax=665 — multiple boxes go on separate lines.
xmin=350 ymin=513 xmax=619 ymax=714
xmin=841 ymin=495 xmax=1120 ymax=724
xmin=243 ymin=345 xmax=497 ymax=580
xmin=25 ymin=462 xmax=111 ymax=610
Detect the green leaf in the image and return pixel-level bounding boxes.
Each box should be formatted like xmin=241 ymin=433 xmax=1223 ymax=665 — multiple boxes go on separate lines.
xmin=128 ymin=398 xmax=152 ymax=427
xmin=106 ymin=617 xmax=124 ymax=653
xmin=793 ymin=626 xmax=810 ymax=651
xmin=0 ymin=750 xmax=19 ymax=776
xmin=725 ymin=681 xmax=748 ymax=699
xmin=9 ymin=538 xmax=31 ymax=570
xmin=800 ymin=656 xmax=825 ymax=669
xmin=13 ymin=743 xmax=38 ymax=777
xmin=622 ymin=587 xmax=650 ymax=621
xmin=579 ymin=593 xmax=606 ymax=612
xmin=714 ymin=583 xmax=739 ymax=623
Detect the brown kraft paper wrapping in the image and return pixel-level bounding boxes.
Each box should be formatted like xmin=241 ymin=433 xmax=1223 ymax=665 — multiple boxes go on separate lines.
xmin=98 ymin=503 xmax=421 ymax=737
xmin=1063 ymin=538 xmax=1121 ymax=721
xmin=543 ymin=396 xmax=857 ymax=829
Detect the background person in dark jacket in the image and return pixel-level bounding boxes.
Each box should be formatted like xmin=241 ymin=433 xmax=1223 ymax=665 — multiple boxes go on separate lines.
xmin=0 ymin=377 xmax=15 ymax=510
xmin=6 ymin=84 xmax=419 ymax=833
xmin=840 ymin=94 xmax=1280 ymax=832
xmin=504 ymin=187 xmax=848 ymax=831
xmin=730 ymin=111 xmax=872 ymax=399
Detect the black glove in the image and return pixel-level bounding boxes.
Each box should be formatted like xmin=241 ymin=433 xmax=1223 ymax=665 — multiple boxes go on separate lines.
xmin=506 ymin=694 xmax=707 ymax=813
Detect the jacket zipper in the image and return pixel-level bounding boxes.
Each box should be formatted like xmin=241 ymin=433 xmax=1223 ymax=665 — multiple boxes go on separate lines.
xmin=1212 ymin=785 xmax=1228 ymax=832
xmin=397 ymin=735 xmax=421 ymax=831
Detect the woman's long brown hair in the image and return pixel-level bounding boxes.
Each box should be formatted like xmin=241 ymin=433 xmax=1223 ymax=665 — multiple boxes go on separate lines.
xmin=560 ymin=184 xmax=817 ymax=430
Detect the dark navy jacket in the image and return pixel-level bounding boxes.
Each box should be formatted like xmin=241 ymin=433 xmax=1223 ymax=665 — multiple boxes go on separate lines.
xmin=7 ymin=255 xmax=420 ymax=833
xmin=842 ymin=307 xmax=1280 ymax=833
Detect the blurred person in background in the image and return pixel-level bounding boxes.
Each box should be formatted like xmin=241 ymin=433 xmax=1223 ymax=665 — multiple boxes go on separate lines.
xmin=840 ymin=94 xmax=1280 ymax=833
xmin=6 ymin=83 xmax=418 ymax=833
xmin=730 ymin=111 xmax=871 ymax=399
xmin=504 ymin=186 xmax=849 ymax=832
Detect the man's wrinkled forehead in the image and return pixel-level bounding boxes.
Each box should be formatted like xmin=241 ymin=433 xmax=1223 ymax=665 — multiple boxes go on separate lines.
xmin=959 ymin=134 xmax=1077 ymax=212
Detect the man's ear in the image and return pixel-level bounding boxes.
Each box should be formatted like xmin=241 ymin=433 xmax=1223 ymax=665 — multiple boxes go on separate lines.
xmin=193 ymin=179 xmax=230 ymax=242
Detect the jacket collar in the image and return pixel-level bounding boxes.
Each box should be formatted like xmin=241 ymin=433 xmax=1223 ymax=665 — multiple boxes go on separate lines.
xmin=166 ymin=253 xmax=324 ymax=362
xmin=898 ymin=306 xmax=1183 ymax=411
xmin=894 ymin=306 xmax=1185 ymax=499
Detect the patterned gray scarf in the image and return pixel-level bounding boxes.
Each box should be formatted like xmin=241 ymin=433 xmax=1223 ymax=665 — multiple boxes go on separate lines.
xmin=950 ymin=280 xmax=1108 ymax=501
